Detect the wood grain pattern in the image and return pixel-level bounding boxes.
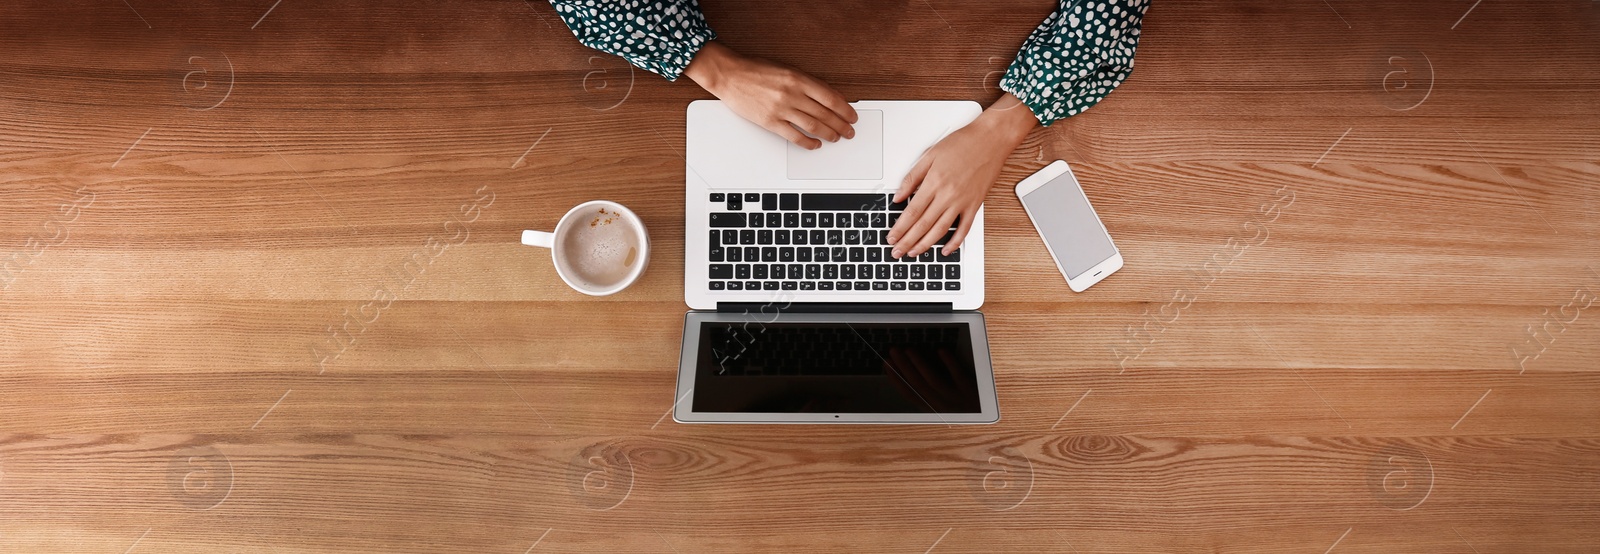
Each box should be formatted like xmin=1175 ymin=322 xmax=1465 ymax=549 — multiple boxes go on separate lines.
xmin=2 ymin=0 xmax=1598 ymax=552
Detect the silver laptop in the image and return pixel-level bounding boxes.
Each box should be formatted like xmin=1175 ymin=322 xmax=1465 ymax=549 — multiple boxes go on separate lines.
xmin=674 ymin=100 xmax=999 ymax=424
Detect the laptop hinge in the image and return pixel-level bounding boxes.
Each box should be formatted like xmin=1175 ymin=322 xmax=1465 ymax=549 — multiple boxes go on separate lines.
xmin=715 ymin=302 xmax=952 ymax=314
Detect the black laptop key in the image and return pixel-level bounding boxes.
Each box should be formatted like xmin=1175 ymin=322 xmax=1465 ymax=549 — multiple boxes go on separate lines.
xmin=946 ymin=264 xmax=960 ymax=279
xmin=788 ymin=263 xmax=802 ymax=277
xmin=709 ymin=247 xmax=724 ymax=262
xmin=710 ymin=193 xmax=725 ymax=202
xmin=709 ymin=264 xmax=734 ymax=279
xmin=710 ymin=213 xmax=746 ymax=227
xmin=802 ymin=213 xmax=817 ymax=228
xmin=909 ymin=281 xmax=924 ymax=291
xmin=827 ymin=230 xmax=843 ymax=245
xmin=806 ymin=264 xmax=821 ymax=279
xmin=824 ymin=264 xmax=838 ymax=279
xmin=710 ymin=280 xmax=725 ymax=290
xmin=888 ymin=212 xmax=901 ymax=228
xmin=767 ymin=213 xmax=781 ymax=228
xmin=791 ymin=230 xmax=806 ymax=245
xmin=853 ymin=213 xmax=870 ymax=228
xmin=753 ymin=264 xmax=768 ymax=279
xmin=727 ymin=281 xmax=742 ymax=290
xmin=893 ymin=264 xmax=907 ymax=279
xmin=782 ymin=281 xmax=797 ymax=290
xmin=710 ymin=230 xmax=721 ymax=245
xmin=779 ymin=193 xmax=799 ymax=210
xmin=875 ymin=265 xmax=891 ymax=280
xmin=870 ymin=213 xmax=886 ymax=228
xmin=775 ymin=230 xmax=790 ymax=245
xmin=835 ymin=212 xmax=851 ymax=228
xmin=863 ymin=230 xmax=878 ymax=245
xmin=809 ymin=230 xmax=824 ymax=245
xmin=749 ymin=212 xmax=763 ymax=228
xmin=929 ymin=265 xmax=943 ymax=279
xmin=735 ymin=264 xmax=751 ymax=279
xmin=928 ymin=281 xmax=942 ymax=291
xmin=769 ymin=264 xmax=783 ymax=279
xmin=762 ymin=281 xmax=777 ymax=290
xmin=849 ymin=247 xmax=865 ymax=262
xmin=758 ymin=230 xmax=773 ymax=245
xmin=937 ymin=247 xmax=961 ymax=262
xmin=884 ymin=247 xmax=897 ymax=261
xmin=845 ymin=230 xmax=860 ymax=244
xmin=745 ymin=193 xmax=759 ymax=203
xmin=819 ymin=212 xmax=834 ymax=227
xmin=858 ymin=264 xmax=872 ymax=278
xmin=911 ymin=265 xmax=925 ymax=279
xmin=744 ymin=246 xmax=759 ymax=261
xmin=762 ymin=247 xmax=777 ymax=262
xmin=840 ymin=265 xmax=855 ymax=279
xmin=872 ymin=281 xmax=888 ymax=291
xmin=779 ymin=248 xmax=794 ymax=262
xmin=727 ymin=247 xmax=741 ymax=262
xmin=727 ymin=195 xmax=742 ymax=211
xmin=784 ymin=212 xmax=799 ymax=227
xmin=819 ymin=282 xmax=834 ymax=291
xmin=853 ymin=282 xmax=870 ymax=291
xmin=722 ymin=230 xmax=737 ymax=245
xmin=800 ymin=281 xmax=816 ymax=290
xmin=762 ymin=193 xmax=778 ymax=211
xmin=740 ymin=230 xmax=755 ymax=245
xmin=796 ymin=248 xmax=811 ymax=262
xmin=866 ymin=247 xmax=881 ymax=262
xmin=814 ymin=246 xmax=829 ymax=262
xmin=831 ymin=246 xmax=847 ymax=261
xmin=946 ymin=281 xmax=960 ymax=291
xmin=918 ymin=249 xmax=934 ymax=262
xmin=889 ymin=198 xmax=908 ymax=211
xmin=891 ymin=281 xmax=906 ymax=290
xmin=802 ymin=193 xmax=887 ymax=211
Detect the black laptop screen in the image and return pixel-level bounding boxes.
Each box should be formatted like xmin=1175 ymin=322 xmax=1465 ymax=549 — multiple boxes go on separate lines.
xmin=693 ymin=321 xmax=981 ymax=413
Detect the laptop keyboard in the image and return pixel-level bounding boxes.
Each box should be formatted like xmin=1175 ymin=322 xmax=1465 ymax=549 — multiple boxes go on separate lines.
xmin=706 ymin=192 xmax=964 ymax=293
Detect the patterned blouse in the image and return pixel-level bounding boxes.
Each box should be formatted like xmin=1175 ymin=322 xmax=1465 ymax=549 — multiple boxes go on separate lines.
xmin=549 ymin=0 xmax=1149 ymax=126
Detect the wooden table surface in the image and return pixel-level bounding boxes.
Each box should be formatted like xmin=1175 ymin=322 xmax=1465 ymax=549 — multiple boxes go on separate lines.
xmin=3 ymin=1 xmax=1598 ymax=552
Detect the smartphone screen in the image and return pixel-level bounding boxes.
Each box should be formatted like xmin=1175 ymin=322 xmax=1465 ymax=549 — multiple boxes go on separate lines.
xmin=1020 ymin=170 xmax=1117 ymax=279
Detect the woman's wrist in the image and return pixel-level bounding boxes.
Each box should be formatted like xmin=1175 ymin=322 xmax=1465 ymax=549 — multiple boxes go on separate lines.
xmin=683 ymin=41 xmax=736 ymax=94
xmin=977 ymin=93 xmax=1041 ymax=146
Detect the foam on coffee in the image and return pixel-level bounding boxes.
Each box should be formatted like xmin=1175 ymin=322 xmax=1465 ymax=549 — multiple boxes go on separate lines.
xmin=561 ymin=207 xmax=640 ymax=289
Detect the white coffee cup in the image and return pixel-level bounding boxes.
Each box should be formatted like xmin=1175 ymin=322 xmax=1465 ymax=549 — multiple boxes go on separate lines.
xmin=521 ymin=200 xmax=649 ymax=296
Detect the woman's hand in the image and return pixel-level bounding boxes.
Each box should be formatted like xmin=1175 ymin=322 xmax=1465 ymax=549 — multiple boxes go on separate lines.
xmin=887 ymin=94 xmax=1040 ymax=258
xmin=683 ymin=41 xmax=857 ymax=149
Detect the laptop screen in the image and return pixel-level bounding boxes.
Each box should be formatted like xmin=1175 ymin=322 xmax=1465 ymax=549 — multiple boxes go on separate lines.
xmin=692 ymin=321 xmax=982 ymax=414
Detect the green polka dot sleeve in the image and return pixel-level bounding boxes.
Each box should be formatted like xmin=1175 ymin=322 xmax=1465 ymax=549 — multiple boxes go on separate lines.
xmin=549 ymin=0 xmax=717 ymax=82
xmin=1000 ymin=0 xmax=1149 ymax=126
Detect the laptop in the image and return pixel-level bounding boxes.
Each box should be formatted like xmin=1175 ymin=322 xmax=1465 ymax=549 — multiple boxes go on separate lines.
xmin=674 ymin=100 xmax=999 ymax=424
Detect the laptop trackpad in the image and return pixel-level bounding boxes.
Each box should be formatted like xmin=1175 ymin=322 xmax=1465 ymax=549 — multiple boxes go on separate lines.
xmin=786 ymin=109 xmax=883 ymax=181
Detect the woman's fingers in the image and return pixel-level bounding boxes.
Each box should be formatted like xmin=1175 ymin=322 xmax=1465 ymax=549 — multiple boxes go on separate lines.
xmin=888 ymin=188 xmax=934 ymax=250
xmin=894 ymin=154 xmax=933 ymax=203
xmin=942 ymin=207 xmax=978 ymax=254
xmin=801 ymin=79 xmax=858 ymax=125
xmin=785 ymin=110 xmax=840 ymax=142
xmin=795 ymin=100 xmax=855 ymax=141
xmin=765 ymin=118 xmax=821 ymax=150
xmin=908 ymin=207 xmax=960 ymax=257
xmin=893 ymin=200 xmax=949 ymax=257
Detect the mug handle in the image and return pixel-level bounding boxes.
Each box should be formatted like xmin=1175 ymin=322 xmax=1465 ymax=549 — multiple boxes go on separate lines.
xmin=521 ymin=230 xmax=555 ymax=249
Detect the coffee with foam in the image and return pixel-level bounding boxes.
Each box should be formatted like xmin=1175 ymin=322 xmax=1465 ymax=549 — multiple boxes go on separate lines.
xmin=560 ymin=207 xmax=641 ymax=290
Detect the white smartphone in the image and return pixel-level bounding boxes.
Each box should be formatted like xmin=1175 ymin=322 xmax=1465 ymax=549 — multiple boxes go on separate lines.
xmin=1015 ymin=160 xmax=1123 ymax=292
